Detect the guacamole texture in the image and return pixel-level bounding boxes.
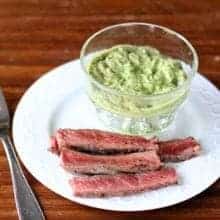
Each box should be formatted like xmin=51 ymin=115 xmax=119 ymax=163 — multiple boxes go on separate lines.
xmin=87 ymin=45 xmax=188 ymax=119
xmin=88 ymin=45 xmax=187 ymax=95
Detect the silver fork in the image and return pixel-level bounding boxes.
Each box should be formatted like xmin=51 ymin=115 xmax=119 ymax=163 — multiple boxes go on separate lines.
xmin=0 ymin=89 xmax=45 ymax=220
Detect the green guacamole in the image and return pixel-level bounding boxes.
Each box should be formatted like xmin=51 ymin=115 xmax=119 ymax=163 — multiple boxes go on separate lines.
xmin=88 ymin=45 xmax=187 ymax=95
xmin=87 ymin=45 xmax=188 ymax=118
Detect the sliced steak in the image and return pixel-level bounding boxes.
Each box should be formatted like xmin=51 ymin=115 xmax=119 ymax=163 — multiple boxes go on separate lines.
xmin=159 ymin=137 xmax=201 ymax=162
xmin=49 ymin=136 xmax=59 ymax=154
xmin=51 ymin=129 xmax=158 ymax=154
xmin=70 ymin=167 xmax=178 ymax=197
xmin=60 ymin=148 xmax=161 ymax=175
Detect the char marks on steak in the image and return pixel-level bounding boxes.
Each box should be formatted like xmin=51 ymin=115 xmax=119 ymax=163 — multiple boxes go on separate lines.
xmin=52 ymin=129 xmax=158 ymax=154
xmin=60 ymin=148 xmax=162 ymax=175
xmin=50 ymin=129 xmax=201 ymax=163
xmin=159 ymin=137 xmax=201 ymax=162
xmin=70 ymin=167 xmax=178 ymax=197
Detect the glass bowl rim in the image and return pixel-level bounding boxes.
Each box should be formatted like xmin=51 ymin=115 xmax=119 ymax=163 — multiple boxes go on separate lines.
xmin=80 ymin=22 xmax=199 ymax=99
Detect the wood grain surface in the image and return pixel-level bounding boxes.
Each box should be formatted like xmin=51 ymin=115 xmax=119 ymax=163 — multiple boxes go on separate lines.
xmin=0 ymin=1 xmax=219 ymax=219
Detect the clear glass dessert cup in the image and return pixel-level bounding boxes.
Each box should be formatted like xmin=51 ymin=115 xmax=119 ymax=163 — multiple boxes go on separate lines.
xmin=80 ymin=23 xmax=198 ymax=135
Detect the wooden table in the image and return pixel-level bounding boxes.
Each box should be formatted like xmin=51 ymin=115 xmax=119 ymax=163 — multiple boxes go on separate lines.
xmin=0 ymin=1 xmax=219 ymax=219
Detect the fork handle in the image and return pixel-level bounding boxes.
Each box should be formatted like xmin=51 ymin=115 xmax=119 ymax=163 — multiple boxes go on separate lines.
xmin=1 ymin=135 xmax=45 ymax=220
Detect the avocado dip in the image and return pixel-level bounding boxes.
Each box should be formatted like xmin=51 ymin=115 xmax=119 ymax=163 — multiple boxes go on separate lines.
xmin=87 ymin=45 xmax=188 ymax=117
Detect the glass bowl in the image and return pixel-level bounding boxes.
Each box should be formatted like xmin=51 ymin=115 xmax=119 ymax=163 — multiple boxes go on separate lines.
xmin=80 ymin=23 xmax=198 ymax=135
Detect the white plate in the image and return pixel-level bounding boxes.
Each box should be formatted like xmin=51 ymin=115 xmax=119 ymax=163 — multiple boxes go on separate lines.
xmin=13 ymin=59 xmax=220 ymax=211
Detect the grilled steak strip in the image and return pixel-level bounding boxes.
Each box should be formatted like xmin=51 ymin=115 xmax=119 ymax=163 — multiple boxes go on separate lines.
xmin=159 ymin=137 xmax=201 ymax=162
xmin=51 ymin=129 xmax=158 ymax=154
xmin=50 ymin=129 xmax=201 ymax=162
xmin=60 ymin=148 xmax=161 ymax=175
xmin=70 ymin=167 xmax=178 ymax=197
